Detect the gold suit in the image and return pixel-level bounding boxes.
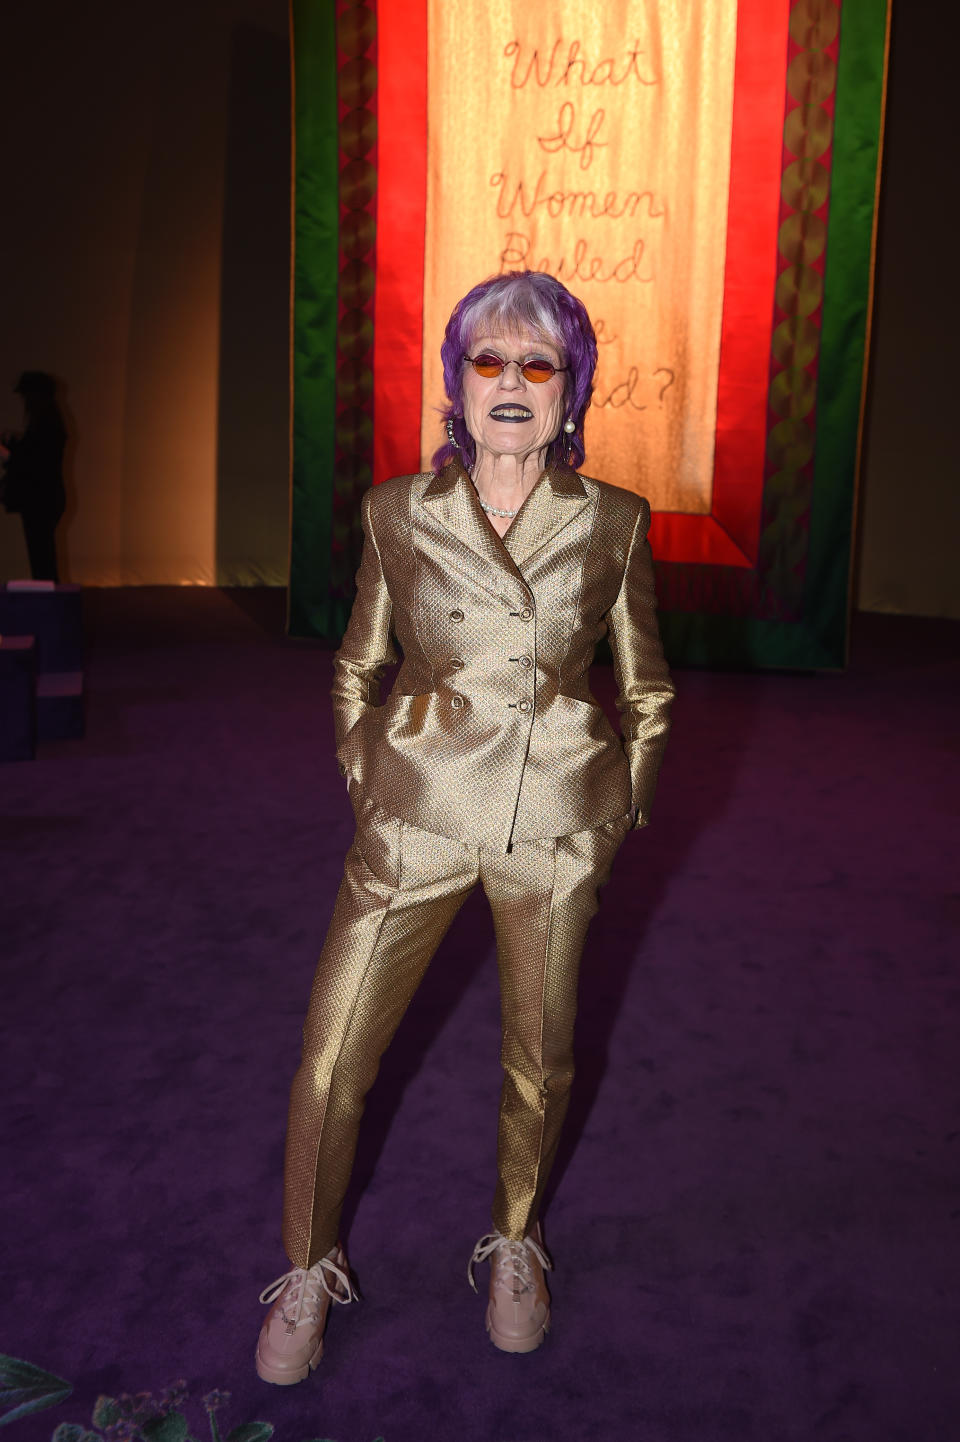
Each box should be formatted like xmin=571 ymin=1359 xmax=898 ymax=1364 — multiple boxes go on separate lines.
xmin=283 ymin=461 xmax=674 ymax=1269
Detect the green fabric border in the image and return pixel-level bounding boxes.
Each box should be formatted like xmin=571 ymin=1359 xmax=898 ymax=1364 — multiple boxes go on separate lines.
xmin=659 ymin=0 xmax=890 ymax=671
xmin=287 ymin=2 xmax=889 ymax=665
xmin=657 ymin=609 xmax=840 ymax=671
xmin=288 ymin=0 xmax=339 ymax=638
xmin=804 ymin=0 xmax=890 ymax=668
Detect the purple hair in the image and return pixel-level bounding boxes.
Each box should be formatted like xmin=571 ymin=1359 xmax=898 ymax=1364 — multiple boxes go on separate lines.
xmin=430 ymin=271 xmax=598 ymax=472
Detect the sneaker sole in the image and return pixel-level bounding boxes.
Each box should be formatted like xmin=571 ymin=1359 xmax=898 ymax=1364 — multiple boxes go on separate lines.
xmin=486 ymin=1309 xmax=551 ymax=1354
xmin=255 ymin=1336 xmax=324 ymax=1385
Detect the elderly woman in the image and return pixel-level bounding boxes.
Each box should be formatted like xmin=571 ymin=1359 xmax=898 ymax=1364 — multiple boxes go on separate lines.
xmin=255 ymin=270 xmax=674 ymax=1381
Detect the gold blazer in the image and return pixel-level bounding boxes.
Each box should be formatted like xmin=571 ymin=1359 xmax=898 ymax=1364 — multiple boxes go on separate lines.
xmin=333 ymin=461 xmax=674 ymax=851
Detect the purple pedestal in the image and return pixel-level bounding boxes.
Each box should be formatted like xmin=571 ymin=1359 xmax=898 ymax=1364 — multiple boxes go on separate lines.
xmin=0 ymin=582 xmax=85 ymax=739
xmin=0 ymin=582 xmax=83 ymax=671
xmin=0 ymin=634 xmax=37 ymax=761
xmin=36 ymin=670 xmax=85 ymax=739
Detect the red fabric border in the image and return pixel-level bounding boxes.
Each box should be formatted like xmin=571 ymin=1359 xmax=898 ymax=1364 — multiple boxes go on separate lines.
xmin=373 ymin=0 xmax=790 ymax=556
xmin=648 ymin=0 xmax=790 ymax=567
xmin=711 ymin=0 xmax=792 ymax=564
xmin=372 ymin=0 xmax=428 ymax=484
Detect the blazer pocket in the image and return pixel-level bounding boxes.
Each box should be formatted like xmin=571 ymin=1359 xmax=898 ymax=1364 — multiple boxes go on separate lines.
xmin=379 ymin=689 xmax=440 ymax=743
xmin=549 ymin=692 xmax=619 ymax=744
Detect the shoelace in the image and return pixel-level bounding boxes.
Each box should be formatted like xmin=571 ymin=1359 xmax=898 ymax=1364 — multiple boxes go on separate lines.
xmin=467 ymin=1231 xmax=552 ymax=1295
xmin=259 ymin=1250 xmax=357 ymax=1328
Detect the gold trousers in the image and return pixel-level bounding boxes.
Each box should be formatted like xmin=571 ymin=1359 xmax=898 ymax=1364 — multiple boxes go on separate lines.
xmin=283 ymin=794 xmax=632 ymax=1269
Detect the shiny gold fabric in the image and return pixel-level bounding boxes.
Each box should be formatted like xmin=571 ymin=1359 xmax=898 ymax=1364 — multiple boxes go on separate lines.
xmin=283 ymin=801 xmax=633 ymax=1268
xmin=282 ymin=463 xmax=673 ymax=1268
xmin=333 ymin=462 xmax=674 ymax=852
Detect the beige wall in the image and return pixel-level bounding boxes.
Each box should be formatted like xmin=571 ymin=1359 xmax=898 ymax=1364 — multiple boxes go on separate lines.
xmin=1 ymin=2 xmax=954 ymax=617
xmin=0 ymin=0 xmax=290 ymax=585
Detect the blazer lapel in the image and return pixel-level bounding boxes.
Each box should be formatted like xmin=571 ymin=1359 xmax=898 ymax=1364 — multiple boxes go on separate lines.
xmin=420 ymin=461 xmax=526 ymax=590
xmin=503 ymin=465 xmax=591 ymax=568
xmin=419 ymin=460 xmax=592 ymax=581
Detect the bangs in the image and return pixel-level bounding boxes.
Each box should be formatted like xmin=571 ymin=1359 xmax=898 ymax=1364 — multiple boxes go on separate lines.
xmin=457 ymin=284 xmax=565 ymax=359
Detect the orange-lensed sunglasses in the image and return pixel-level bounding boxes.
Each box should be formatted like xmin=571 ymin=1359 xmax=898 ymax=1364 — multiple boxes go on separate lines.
xmin=463 ymin=353 xmax=568 ymax=384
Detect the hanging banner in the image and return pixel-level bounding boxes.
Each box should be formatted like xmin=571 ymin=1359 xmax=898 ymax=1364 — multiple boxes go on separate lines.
xmin=418 ymin=1 xmax=737 ymax=518
xmin=290 ymin=0 xmax=890 ymax=668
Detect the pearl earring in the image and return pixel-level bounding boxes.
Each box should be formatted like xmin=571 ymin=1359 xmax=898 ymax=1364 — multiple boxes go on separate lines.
xmin=446 ymin=417 xmax=461 ymax=450
xmin=563 ymin=418 xmax=576 ymax=434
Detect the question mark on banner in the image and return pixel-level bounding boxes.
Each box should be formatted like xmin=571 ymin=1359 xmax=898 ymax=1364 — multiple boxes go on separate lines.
xmin=654 ymin=367 xmax=675 ymax=405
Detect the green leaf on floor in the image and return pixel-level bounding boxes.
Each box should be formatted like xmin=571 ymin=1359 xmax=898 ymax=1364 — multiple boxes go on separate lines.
xmin=91 ymin=1395 xmax=121 ymax=1428
xmin=0 ymin=1354 xmax=72 ymax=1429
xmin=226 ymin=1425 xmax=275 ymax=1442
xmin=141 ymin=1413 xmax=190 ymax=1442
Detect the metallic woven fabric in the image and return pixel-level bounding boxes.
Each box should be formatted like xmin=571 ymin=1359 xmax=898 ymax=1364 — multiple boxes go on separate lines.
xmin=333 ymin=461 xmax=674 ymax=851
xmin=282 ymin=463 xmax=673 ymax=1267
xmin=283 ymin=803 xmax=633 ymax=1268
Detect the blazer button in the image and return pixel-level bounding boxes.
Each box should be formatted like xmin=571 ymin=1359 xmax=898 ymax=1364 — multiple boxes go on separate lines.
xmin=517 ymin=655 xmax=532 ymax=669
xmin=517 ymin=699 xmax=532 ymax=713
xmin=450 ymin=658 xmax=465 ymax=670
xmin=451 ymin=694 xmax=465 ymax=709
xmin=449 ymin=608 xmax=465 ymax=622
xmin=519 ymin=606 xmax=533 ymax=621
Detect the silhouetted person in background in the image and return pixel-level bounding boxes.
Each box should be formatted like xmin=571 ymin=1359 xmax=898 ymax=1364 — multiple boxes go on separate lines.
xmin=1 ymin=371 xmax=67 ymax=581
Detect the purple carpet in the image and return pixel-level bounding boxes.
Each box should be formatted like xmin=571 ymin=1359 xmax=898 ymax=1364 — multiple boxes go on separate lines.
xmin=2 ymin=589 xmax=958 ymax=1442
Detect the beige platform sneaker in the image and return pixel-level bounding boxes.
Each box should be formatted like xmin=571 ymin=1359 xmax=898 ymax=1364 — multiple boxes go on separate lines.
xmin=255 ymin=1244 xmax=355 ymax=1384
xmin=468 ymin=1228 xmax=552 ymax=1353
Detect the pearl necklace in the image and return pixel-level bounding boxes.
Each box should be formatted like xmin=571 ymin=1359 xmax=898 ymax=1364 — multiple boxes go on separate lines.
xmin=469 ymin=468 xmax=521 ymax=518
xmin=478 ymin=498 xmax=519 ymax=519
